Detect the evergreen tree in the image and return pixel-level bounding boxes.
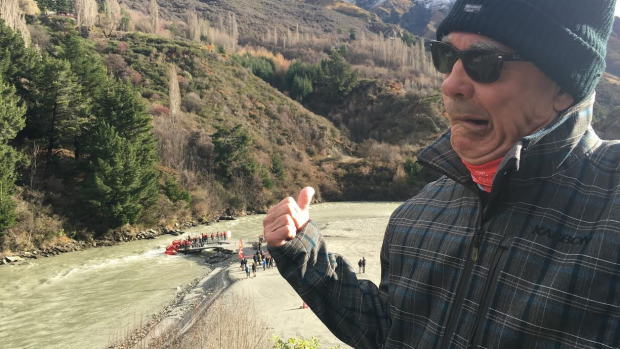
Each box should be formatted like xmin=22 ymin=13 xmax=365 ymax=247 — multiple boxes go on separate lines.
xmin=349 ymin=28 xmax=356 ymax=41
xmin=87 ymin=120 xmax=147 ymax=227
xmin=119 ymin=8 xmax=134 ymax=31
xmin=89 ymin=80 xmax=158 ymax=210
xmin=290 ymin=75 xmax=312 ymax=102
xmin=212 ymin=124 xmax=253 ymax=178
xmin=283 ymin=60 xmax=323 ymax=92
xmin=58 ymin=31 xmax=107 ymax=100
xmin=56 ymin=0 xmax=72 ymax=12
xmin=271 ymin=153 xmax=285 ymax=181
xmin=0 ymin=19 xmax=37 ymax=102
xmin=29 ymin=55 xmax=82 ymax=157
xmin=0 ymin=79 xmax=27 ymax=231
xmin=57 ymin=32 xmax=108 ymax=158
xmin=320 ymin=50 xmax=359 ymax=101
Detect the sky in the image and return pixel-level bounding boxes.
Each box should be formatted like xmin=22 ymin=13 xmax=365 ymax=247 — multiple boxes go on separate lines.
xmin=616 ymin=2 xmax=620 ymax=17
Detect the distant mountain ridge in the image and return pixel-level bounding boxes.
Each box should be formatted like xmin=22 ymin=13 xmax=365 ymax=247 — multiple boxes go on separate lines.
xmin=344 ymin=0 xmax=454 ymax=11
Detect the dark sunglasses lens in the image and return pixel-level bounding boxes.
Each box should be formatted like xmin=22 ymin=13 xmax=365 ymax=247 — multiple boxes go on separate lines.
xmin=463 ymin=51 xmax=502 ymax=83
xmin=431 ymin=43 xmax=457 ymax=74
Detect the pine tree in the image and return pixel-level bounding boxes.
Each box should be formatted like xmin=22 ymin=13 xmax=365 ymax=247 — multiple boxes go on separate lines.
xmin=29 ymin=55 xmax=82 ymax=157
xmin=57 ymin=32 xmax=107 ymax=158
xmin=320 ymin=50 xmax=359 ymax=101
xmin=290 ymin=75 xmax=312 ymax=102
xmin=0 ymin=19 xmax=37 ymax=100
xmin=90 ymin=80 xmax=158 ymax=209
xmin=119 ymin=8 xmax=134 ymax=32
xmin=271 ymin=153 xmax=285 ymax=181
xmin=0 ymin=78 xmax=25 ymax=143
xmin=212 ymin=124 xmax=253 ymax=178
xmin=87 ymin=120 xmax=147 ymax=227
xmin=0 ymin=78 xmax=27 ymax=231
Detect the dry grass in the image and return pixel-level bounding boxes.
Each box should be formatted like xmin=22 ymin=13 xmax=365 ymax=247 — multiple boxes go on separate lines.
xmin=111 ymin=294 xmax=272 ymax=349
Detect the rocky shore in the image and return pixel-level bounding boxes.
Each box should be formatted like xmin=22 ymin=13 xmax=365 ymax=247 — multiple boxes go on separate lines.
xmin=110 ymin=248 xmax=238 ymax=349
xmin=0 ymin=220 xmax=210 ymax=266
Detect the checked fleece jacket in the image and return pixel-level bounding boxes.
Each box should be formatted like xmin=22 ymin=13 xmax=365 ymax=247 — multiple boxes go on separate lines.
xmin=268 ymin=94 xmax=620 ymax=349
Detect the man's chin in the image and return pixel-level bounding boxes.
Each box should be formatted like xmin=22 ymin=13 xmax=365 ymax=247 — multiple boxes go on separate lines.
xmin=451 ymin=136 xmax=501 ymax=165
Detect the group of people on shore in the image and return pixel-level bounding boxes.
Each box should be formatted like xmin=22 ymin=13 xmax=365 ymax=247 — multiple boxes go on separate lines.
xmin=241 ymin=249 xmax=274 ymax=278
xmin=185 ymin=232 xmax=229 ymax=248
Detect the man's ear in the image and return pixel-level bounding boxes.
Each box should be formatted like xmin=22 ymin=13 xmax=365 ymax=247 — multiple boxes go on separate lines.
xmin=553 ymin=87 xmax=574 ymax=113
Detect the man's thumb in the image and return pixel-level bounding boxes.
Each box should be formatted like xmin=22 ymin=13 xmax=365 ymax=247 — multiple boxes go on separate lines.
xmin=297 ymin=187 xmax=315 ymax=212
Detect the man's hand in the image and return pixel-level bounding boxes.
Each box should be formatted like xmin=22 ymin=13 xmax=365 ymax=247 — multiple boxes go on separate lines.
xmin=263 ymin=187 xmax=315 ymax=248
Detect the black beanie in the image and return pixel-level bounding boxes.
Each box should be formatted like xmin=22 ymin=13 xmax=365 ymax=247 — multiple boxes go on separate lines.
xmin=436 ymin=0 xmax=616 ymax=102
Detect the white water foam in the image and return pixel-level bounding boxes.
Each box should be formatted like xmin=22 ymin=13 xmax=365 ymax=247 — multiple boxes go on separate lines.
xmin=47 ymin=249 xmax=162 ymax=281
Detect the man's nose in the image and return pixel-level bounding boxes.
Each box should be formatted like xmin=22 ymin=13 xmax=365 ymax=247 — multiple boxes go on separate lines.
xmin=440 ymin=59 xmax=475 ymax=100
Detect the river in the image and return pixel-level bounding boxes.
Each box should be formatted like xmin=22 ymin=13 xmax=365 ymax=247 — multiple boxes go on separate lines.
xmin=0 ymin=202 xmax=401 ymax=349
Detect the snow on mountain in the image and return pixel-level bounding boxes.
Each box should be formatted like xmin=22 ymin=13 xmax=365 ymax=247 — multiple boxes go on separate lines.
xmin=415 ymin=0 xmax=455 ymax=10
xmin=343 ymin=0 xmax=454 ymax=11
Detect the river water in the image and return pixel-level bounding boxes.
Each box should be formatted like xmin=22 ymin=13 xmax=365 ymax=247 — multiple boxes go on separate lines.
xmin=0 ymin=202 xmax=400 ymax=349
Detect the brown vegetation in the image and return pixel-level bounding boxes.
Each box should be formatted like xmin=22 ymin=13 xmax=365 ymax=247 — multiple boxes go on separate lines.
xmin=110 ymin=295 xmax=272 ymax=349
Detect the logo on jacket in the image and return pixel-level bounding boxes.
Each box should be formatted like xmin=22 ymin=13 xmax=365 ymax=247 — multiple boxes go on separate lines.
xmin=464 ymin=4 xmax=483 ymax=13
xmin=530 ymin=225 xmax=592 ymax=246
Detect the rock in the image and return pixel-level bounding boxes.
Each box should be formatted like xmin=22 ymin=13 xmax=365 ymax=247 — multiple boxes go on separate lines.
xmin=149 ymin=229 xmax=156 ymax=234
xmin=22 ymin=252 xmax=32 ymax=257
xmin=5 ymin=256 xmax=25 ymax=263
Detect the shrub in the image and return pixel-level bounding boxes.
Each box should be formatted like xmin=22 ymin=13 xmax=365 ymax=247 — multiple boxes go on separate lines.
xmin=182 ymin=92 xmax=203 ymax=113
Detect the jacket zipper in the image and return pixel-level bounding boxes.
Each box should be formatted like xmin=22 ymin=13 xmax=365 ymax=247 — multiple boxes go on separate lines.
xmin=417 ymin=160 xmax=486 ymax=349
xmin=468 ymin=235 xmax=512 ymax=348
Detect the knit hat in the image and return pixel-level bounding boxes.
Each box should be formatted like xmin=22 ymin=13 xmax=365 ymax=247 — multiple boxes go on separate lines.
xmin=436 ymin=0 xmax=616 ymax=102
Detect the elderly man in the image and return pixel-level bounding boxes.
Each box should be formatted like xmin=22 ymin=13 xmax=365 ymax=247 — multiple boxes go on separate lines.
xmin=263 ymin=0 xmax=620 ymax=348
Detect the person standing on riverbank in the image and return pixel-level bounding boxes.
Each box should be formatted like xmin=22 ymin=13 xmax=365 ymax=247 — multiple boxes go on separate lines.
xmin=263 ymin=1 xmax=620 ymax=348
xmin=251 ymin=262 xmax=257 ymax=278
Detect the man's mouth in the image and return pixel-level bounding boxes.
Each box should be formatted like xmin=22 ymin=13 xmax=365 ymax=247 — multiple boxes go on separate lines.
xmin=463 ymin=119 xmax=489 ymax=129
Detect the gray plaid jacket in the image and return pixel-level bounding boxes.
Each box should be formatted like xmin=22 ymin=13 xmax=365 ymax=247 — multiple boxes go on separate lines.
xmin=269 ymin=95 xmax=620 ymax=349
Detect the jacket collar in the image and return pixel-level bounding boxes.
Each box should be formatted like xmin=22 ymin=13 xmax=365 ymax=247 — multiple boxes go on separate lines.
xmin=417 ymin=94 xmax=602 ymax=190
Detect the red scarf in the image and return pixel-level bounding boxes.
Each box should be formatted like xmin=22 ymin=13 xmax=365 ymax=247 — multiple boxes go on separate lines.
xmin=462 ymin=157 xmax=503 ymax=193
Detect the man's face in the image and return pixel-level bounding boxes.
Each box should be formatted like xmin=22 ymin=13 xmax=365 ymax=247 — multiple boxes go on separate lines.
xmin=441 ymin=32 xmax=571 ymax=165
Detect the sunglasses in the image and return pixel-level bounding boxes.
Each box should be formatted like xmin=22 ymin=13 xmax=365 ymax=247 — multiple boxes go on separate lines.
xmin=430 ymin=41 xmax=528 ymax=83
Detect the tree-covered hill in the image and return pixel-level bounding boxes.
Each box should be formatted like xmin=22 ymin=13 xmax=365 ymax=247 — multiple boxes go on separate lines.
xmin=1 ymin=0 xmax=620 ymax=256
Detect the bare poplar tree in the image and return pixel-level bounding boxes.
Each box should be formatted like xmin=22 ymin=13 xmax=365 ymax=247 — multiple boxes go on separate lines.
xmin=229 ymin=12 xmax=238 ymax=50
xmin=217 ymin=13 xmax=224 ymax=32
xmin=75 ymin=0 xmax=97 ymax=29
xmin=187 ymin=9 xmax=200 ymax=41
xmin=98 ymin=0 xmax=121 ymax=37
xmin=295 ymin=23 xmax=300 ymax=45
xmin=169 ymin=64 xmax=181 ymax=124
xmin=199 ymin=18 xmax=209 ymax=41
xmin=0 ymin=0 xmax=30 ymax=44
xmin=148 ymin=0 xmax=159 ymax=34
xmin=18 ymin=0 xmax=39 ymax=16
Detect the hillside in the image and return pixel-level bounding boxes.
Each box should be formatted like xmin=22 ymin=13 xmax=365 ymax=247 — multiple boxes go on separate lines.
xmin=2 ymin=0 xmax=620 ymax=256
xmin=125 ymin=0 xmax=398 ymax=41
